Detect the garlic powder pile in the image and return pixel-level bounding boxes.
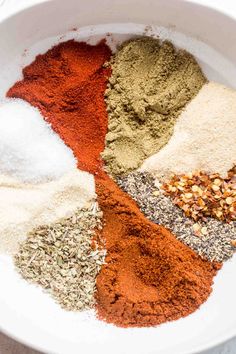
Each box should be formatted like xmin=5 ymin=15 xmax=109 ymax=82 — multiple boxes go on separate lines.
xmin=0 ymin=169 xmax=95 ymax=254
xmin=141 ymin=82 xmax=236 ymax=179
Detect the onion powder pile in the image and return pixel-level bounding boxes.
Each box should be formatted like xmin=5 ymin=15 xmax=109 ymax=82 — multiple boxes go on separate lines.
xmin=141 ymin=82 xmax=236 ymax=179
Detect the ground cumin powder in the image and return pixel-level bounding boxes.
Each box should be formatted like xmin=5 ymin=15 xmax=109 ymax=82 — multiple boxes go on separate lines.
xmin=102 ymin=37 xmax=206 ymax=176
xmin=8 ymin=39 xmax=219 ymax=328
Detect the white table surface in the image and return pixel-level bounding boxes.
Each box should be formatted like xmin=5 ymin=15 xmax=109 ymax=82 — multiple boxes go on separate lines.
xmin=0 ymin=0 xmax=235 ymax=353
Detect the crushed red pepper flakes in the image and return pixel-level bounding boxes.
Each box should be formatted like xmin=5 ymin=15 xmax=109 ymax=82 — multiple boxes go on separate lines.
xmin=162 ymin=168 xmax=236 ymax=222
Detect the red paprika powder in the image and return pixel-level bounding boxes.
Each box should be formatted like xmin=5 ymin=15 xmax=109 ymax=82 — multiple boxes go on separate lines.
xmin=8 ymin=40 xmax=111 ymax=174
xmin=95 ymin=173 xmax=220 ymax=327
xmin=8 ymin=40 xmax=220 ymax=328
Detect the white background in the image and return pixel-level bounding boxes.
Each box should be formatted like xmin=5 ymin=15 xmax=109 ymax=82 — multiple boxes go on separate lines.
xmin=0 ymin=0 xmax=235 ymax=353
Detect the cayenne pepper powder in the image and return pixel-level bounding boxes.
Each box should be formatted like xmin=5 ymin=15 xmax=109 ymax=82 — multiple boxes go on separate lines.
xmin=8 ymin=40 xmax=220 ymax=327
xmin=8 ymin=40 xmax=111 ymax=174
xmin=95 ymin=173 xmax=220 ymax=327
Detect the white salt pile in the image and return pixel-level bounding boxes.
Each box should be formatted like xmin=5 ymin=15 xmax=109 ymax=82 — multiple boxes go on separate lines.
xmin=141 ymin=82 xmax=236 ymax=179
xmin=0 ymin=99 xmax=76 ymax=183
xmin=0 ymin=168 xmax=96 ymax=254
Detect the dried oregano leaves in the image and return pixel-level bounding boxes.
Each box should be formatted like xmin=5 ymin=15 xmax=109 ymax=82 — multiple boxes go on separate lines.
xmin=15 ymin=203 xmax=106 ymax=311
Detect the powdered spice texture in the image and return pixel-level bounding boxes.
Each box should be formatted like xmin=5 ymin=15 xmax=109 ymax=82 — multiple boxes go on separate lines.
xmin=8 ymin=40 xmax=112 ymax=174
xmin=95 ymin=173 xmax=220 ymax=327
xmin=141 ymin=82 xmax=236 ymax=179
xmin=102 ymin=37 xmax=206 ymax=176
xmin=8 ymin=39 xmax=220 ymax=328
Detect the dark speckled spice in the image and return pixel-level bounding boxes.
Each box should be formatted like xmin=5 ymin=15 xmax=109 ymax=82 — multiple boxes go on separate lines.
xmin=117 ymin=172 xmax=236 ymax=262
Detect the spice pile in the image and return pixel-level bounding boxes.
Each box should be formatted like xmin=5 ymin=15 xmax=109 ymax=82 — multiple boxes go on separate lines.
xmin=3 ymin=35 xmax=236 ymax=328
xmin=162 ymin=168 xmax=236 ymax=222
xmin=95 ymin=173 xmax=219 ymax=327
xmin=8 ymin=40 xmax=112 ymax=174
xmin=141 ymin=82 xmax=236 ymax=179
xmin=0 ymin=168 xmax=95 ymax=254
xmin=15 ymin=204 xmax=105 ymax=311
xmin=102 ymin=37 xmax=206 ymax=176
xmin=0 ymin=98 xmax=76 ymax=183
xmin=117 ymin=172 xmax=236 ymax=262
xmin=7 ymin=40 xmax=112 ymax=313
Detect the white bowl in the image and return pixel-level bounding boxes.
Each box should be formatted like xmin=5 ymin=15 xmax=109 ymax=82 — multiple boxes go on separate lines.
xmin=0 ymin=1 xmax=236 ymax=353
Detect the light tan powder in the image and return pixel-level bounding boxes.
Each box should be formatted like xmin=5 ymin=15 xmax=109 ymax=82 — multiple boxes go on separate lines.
xmin=141 ymin=82 xmax=236 ymax=179
xmin=102 ymin=37 xmax=206 ymax=176
xmin=0 ymin=168 xmax=95 ymax=254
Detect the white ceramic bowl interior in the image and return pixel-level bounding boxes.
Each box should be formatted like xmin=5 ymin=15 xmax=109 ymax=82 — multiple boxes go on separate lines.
xmin=0 ymin=1 xmax=236 ymax=353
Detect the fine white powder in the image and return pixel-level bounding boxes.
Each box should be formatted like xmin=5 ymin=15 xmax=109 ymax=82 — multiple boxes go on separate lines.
xmin=141 ymin=82 xmax=236 ymax=179
xmin=0 ymin=168 xmax=96 ymax=254
xmin=0 ymin=99 xmax=76 ymax=183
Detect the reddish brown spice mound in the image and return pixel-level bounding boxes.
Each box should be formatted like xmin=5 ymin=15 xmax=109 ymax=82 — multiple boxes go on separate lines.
xmin=8 ymin=40 xmax=221 ymax=328
xmin=95 ymin=172 xmax=220 ymax=327
xmin=8 ymin=40 xmax=112 ymax=174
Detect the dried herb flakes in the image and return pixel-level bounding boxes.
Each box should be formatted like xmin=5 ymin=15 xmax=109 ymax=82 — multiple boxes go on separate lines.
xmin=15 ymin=203 xmax=105 ymax=311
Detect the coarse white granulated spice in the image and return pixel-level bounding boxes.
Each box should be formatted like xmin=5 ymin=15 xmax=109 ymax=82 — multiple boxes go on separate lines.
xmin=0 ymin=168 xmax=95 ymax=254
xmin=141 ymin=82 xmax=236 ymax=179
xmin=0 ymin=98 xmax=76 ymax=183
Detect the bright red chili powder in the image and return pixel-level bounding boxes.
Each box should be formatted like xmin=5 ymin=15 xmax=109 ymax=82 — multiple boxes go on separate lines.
xmin=8 ymin=39 xmax=112 ymax=174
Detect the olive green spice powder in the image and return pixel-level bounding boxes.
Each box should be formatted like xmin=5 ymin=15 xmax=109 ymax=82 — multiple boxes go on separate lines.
xmin=15 ymin=205 xmax=106 ymax=311
xmin=102 ymin=37 xmax=206 ymax=176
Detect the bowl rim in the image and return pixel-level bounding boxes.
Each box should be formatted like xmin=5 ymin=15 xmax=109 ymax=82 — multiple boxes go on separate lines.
xmin=0 ymin=0 xmax=236 ymax=353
